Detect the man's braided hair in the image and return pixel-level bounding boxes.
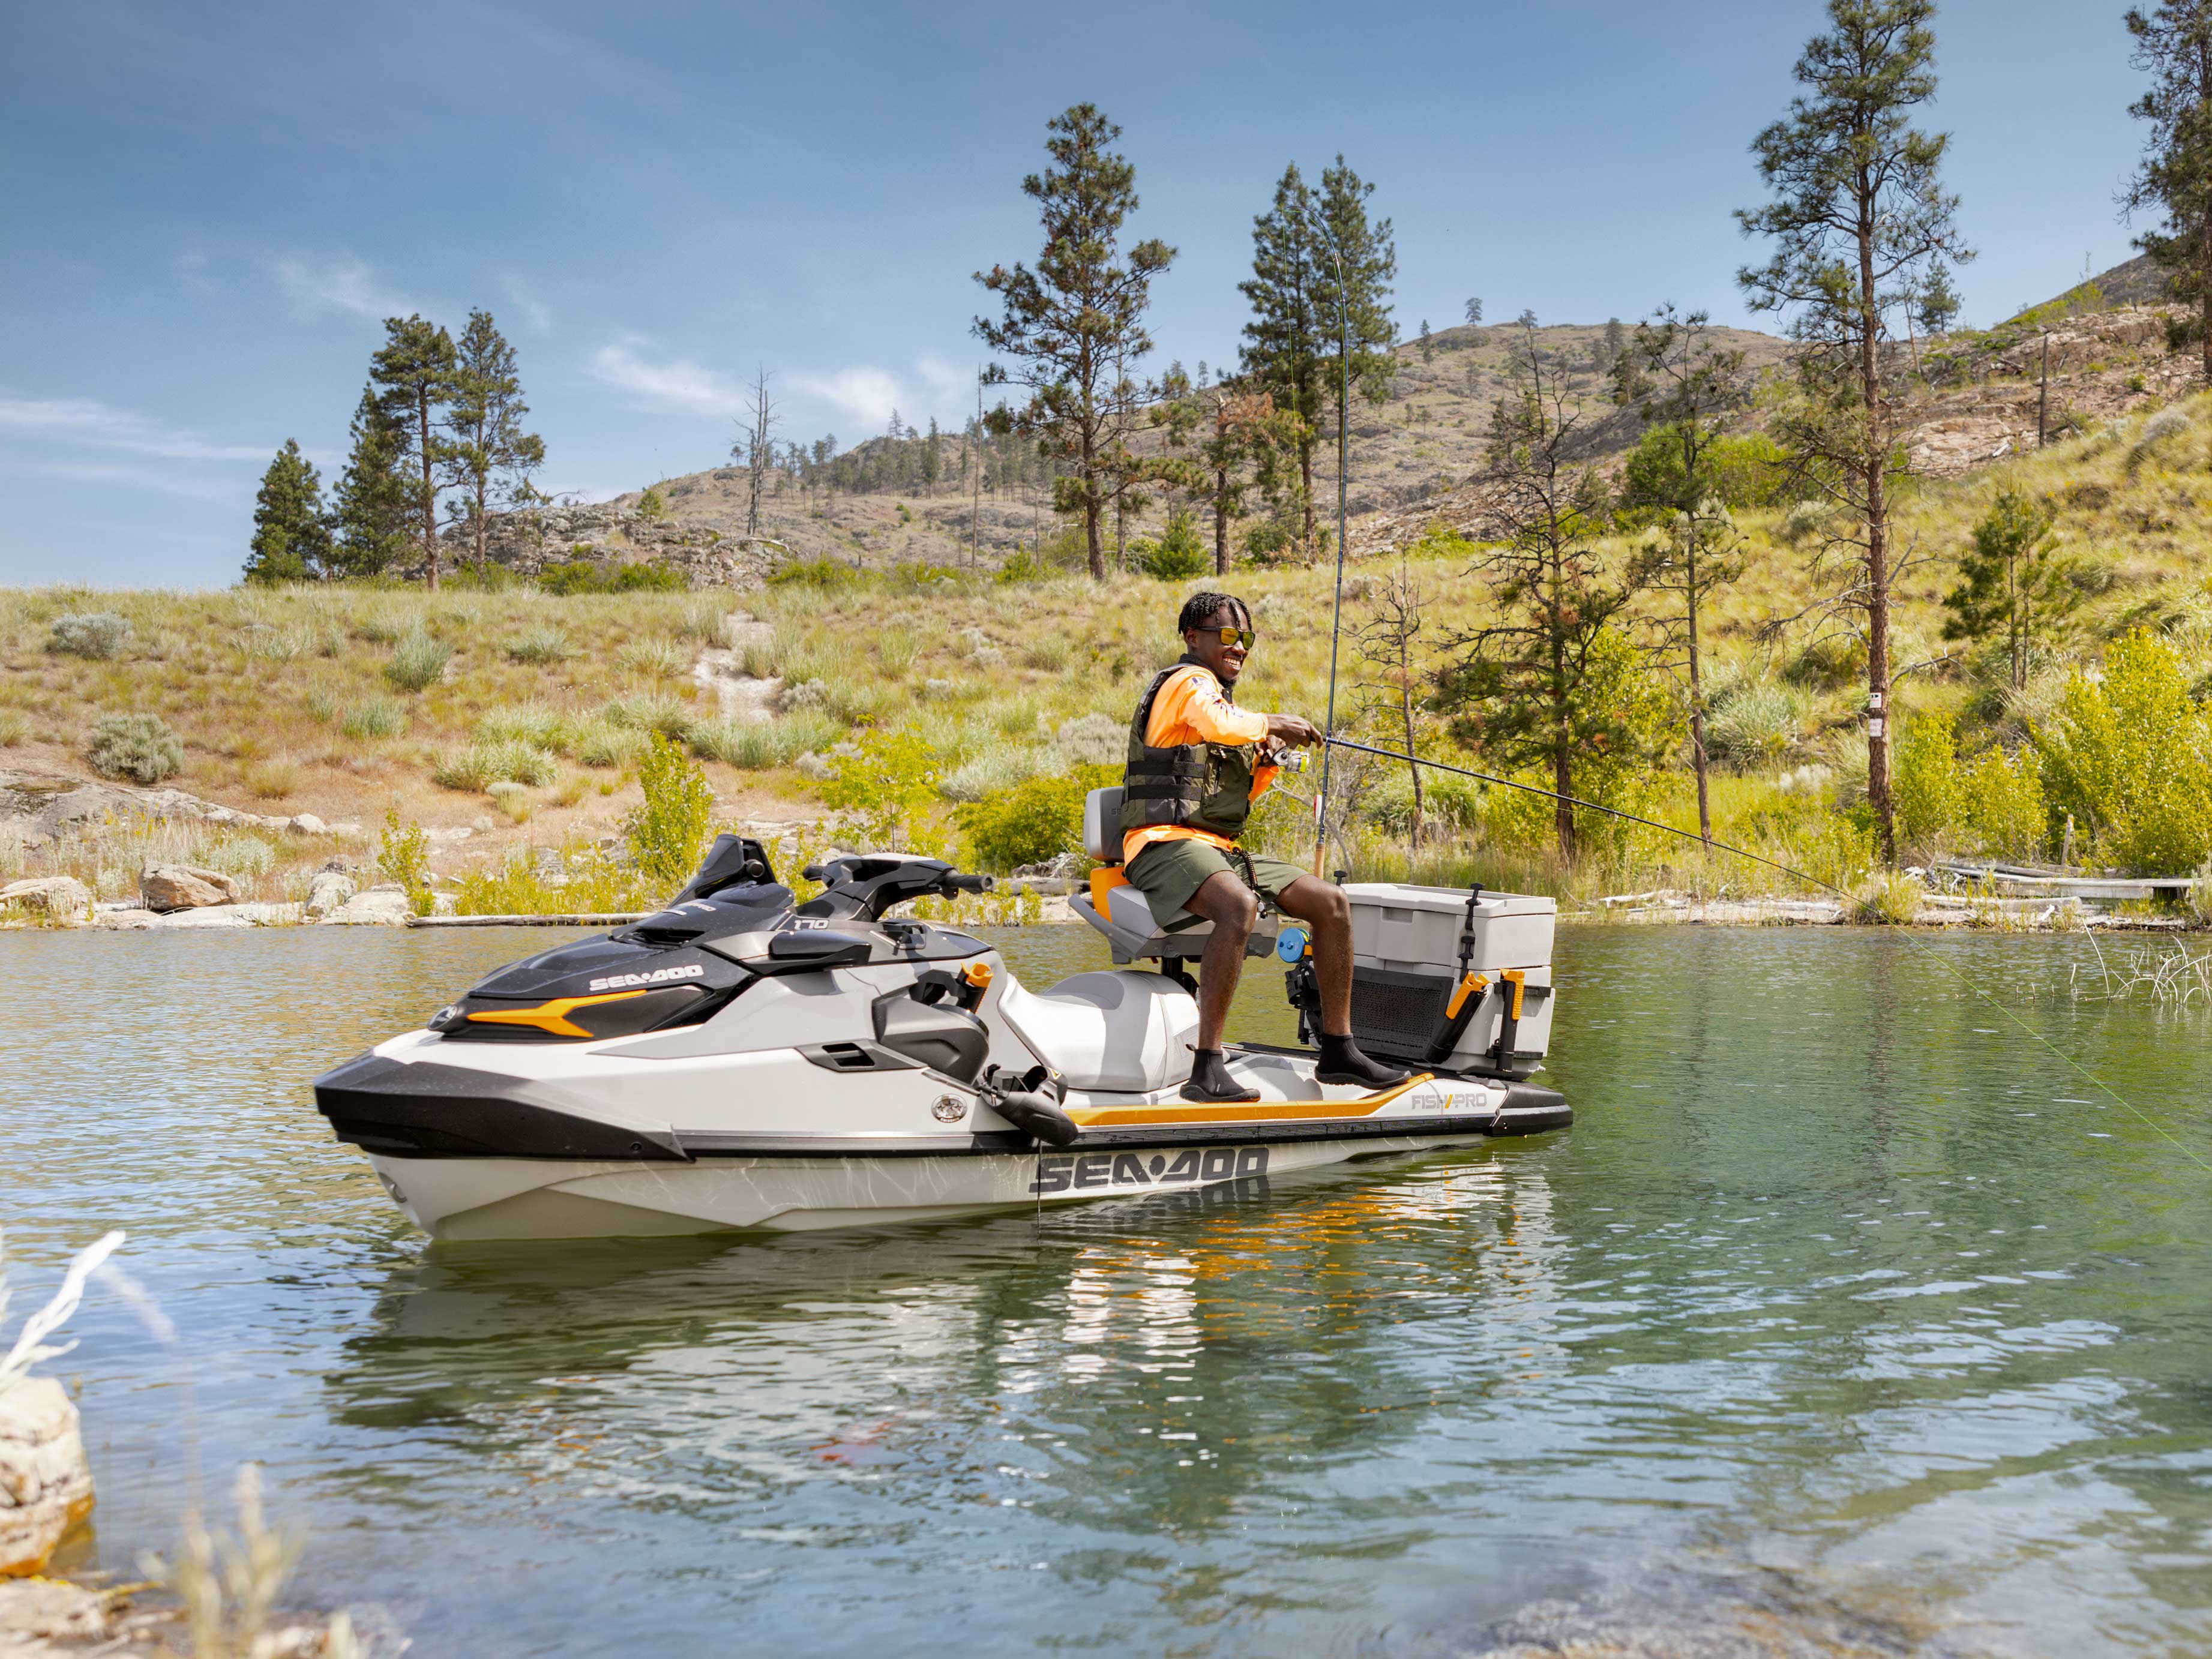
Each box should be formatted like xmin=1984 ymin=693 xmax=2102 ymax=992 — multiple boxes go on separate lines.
xmin=1177 ymin=592 xmax=1251 ymax=635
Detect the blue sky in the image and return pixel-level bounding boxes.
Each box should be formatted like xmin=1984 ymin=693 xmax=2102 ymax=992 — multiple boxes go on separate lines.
xmin=0 ymin=0 xmax=2150 ymax=587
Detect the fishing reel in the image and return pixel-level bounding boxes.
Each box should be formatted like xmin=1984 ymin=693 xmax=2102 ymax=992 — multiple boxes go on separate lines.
xmin=1277 ymin=926 xmax=1323 ymax=1048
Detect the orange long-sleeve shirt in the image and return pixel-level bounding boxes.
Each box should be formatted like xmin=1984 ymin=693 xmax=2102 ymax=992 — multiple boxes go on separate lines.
xmin=1122 ymin=664 xmax=1281 ymax=866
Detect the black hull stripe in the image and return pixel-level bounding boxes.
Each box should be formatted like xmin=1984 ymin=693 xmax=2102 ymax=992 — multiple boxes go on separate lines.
xmin=341 ymin=1105 xmax=1572 ymax=1162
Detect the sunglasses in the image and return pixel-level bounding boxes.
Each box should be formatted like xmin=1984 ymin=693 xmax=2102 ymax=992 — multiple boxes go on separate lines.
xmin=1193 ymin=625 xmax=1260 ymax=648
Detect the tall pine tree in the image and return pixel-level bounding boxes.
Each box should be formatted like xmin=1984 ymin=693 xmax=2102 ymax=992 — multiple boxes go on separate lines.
xmin=244 ymin=439 xmax=332 ymax=584
xmin=973 ymin=104 xmax=1176 ymax=580
xmin=447 ymin=310 xmax=543 ymax=575
xmin=370 ymin=314 xmax=460 ymax=589
xmin=1239 ymin=164 xmax=1326 ymax=557
xmin=1311 ymin=154 xmax=1399 ymax=446
xmin=2124 ymin=2 xmax=2212 ymax=376
xmin=330 ymin=384 xmax=409 ymax=578
xmin=1737 ymin=0 xmax=1970 ymax=863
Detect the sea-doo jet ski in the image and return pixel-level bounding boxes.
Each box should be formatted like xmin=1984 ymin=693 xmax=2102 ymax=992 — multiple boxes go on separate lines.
xmin=316 ymin=788 xmax=1569 ymax=1240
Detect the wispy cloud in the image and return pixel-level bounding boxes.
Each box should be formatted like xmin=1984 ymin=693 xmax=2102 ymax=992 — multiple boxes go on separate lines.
xmin=272 ymin=254 xmax=410 ymax=322
xmin=915 ymin=357 xmax=973 ymax=407
xmin=790 ymin=366 xmax=903 ymax=434
xmin=0 ymin=395 xmax=268 ymax=463
xmin=505 ymin=277 xmax=553 ymax=334
xmin=3 ymin=457 xmax=245 ymax=503
xmin=589 ymin=337 xmax=745 ymax=418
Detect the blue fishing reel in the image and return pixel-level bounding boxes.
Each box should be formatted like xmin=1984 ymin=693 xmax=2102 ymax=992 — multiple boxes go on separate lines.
xmin=1275 ymin=926 xmax=1311 ymax=964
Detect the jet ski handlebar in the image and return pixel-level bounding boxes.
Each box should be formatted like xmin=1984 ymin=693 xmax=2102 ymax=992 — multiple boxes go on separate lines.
xmin=801 ymin=855 xmax=995 ymax=920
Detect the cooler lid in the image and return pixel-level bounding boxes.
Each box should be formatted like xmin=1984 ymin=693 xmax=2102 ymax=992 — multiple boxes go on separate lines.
xmin=1340 ymin=883 xmax=1557 ymax=916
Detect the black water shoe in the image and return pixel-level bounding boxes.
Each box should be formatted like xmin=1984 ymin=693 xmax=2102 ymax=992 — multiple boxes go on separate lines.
xmin=1183 ymin=1048 xmax=1261 ymax=1103
xmin=1315 ymin=1036 xmax=1410 ymax=1091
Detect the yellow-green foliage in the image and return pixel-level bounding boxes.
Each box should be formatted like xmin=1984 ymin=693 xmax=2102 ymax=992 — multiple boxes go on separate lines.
xmin=455 ymin=841 xmax=654 ymax=916
xmin=378 ymin=808 xmax=434 ymax=917
xmin=1896 ymin=710 xmax=2046 ymax=860
xmin=820 ymin=727 xmax=947 ymax=856
xmin=958 ymin=764 xmax=1117 ymax=872
xmin=2038 ymin=628 xmax=2212 ymax=872
xmin=624 ymin=732 xmax=714 ymax=892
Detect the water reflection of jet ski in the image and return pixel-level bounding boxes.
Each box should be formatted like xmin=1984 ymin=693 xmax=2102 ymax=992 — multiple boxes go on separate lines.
xmin=314 ymin=790 xmax=1569 ymax=1240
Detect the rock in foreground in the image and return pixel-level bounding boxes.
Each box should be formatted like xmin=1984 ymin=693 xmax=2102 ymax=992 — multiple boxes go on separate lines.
xmin=139 ymin=865 xmax=242 ymax=913
xmin=0 ymin=1379 xmax=94 ymax=1578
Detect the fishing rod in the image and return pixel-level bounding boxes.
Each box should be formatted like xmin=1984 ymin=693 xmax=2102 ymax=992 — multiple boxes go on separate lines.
xmin=1320 ymin=734 xmax=2210 ymax=1175
xmin=1311 ymin=228 xmax=1352 ymax=879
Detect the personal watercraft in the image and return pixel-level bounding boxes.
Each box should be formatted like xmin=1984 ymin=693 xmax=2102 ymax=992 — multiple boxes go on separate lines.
xmin=315 ymin=787 xmax=1570 ymax=1240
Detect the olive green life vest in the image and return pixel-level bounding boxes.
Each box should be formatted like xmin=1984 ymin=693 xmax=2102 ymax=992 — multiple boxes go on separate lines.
xmin=1120 ymin=656 xmax=1259 ymax=844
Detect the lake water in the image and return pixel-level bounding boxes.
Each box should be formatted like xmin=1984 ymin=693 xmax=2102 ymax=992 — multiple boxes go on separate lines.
xmin=4 ymin=923 xmax=2208 ymax=1657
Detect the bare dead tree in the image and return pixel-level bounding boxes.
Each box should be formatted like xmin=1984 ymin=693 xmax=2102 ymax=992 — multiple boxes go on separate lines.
xmin=733 ymin=368 xmax=780 ymax=539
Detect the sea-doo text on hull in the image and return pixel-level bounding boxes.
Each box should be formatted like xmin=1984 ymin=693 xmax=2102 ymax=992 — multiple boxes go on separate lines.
xmin=317 ymin=793 xmax=1569 ymax=1240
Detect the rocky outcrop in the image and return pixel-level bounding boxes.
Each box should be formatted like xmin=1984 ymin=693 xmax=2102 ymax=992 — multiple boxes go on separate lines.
xmin=304 ymin=869 xmax=357 ymax=919
xmin=423 ymin=503 xmax=780 ymax=589
xmin=0 ymin=772 xmax=362 ymax=852
xmin=140 ymin=864 xmax=241 ymax=912
xmin=0 ymin=878 xmax=92 ymax=924
xmin=0 ymin=1379 xmax=94 ymax=1578
xmin=323 ymin=884 xmax=415 ymax=926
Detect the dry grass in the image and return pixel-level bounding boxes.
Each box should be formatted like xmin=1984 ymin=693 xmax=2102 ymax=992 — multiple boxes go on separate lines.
xmin=7 ymin=394 xmax=2212 ymax=914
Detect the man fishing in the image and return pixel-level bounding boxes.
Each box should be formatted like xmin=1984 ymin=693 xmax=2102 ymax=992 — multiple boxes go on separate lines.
xmin=1123 ymin=592 xmax=1408 ymax=1103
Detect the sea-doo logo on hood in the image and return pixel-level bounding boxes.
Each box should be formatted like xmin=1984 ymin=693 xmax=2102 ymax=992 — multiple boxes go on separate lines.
xmin=587 ymin=964 xmax=706 ymax=992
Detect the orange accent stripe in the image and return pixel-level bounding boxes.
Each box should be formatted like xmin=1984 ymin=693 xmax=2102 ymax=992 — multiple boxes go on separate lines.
xmin=1066 ymin=1070 xmax=1434 ymax=1129
xmin=466 ymin=989 xmax=647 ymax=1039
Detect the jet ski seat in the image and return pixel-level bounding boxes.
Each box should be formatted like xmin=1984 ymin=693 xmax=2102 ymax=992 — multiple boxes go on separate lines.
xmin=996 ymin=970 xmax=1201 ymax=1092
xmin=1069 ymin=786 xmax=1281 ymax=966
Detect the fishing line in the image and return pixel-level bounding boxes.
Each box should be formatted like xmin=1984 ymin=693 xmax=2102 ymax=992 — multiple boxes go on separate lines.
xmin=1323 ymin=735 xmax=2212 ymax=1175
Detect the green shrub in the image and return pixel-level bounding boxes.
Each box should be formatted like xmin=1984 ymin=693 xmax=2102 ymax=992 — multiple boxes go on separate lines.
xmin=88 ymin=712 xmax=182 ymax=784
xmin=616 ymin=635 xmax=691 ymax=678
xmin=1893 ymin=710 xmax=1966 ymax=851
xmin=382 ymin=628 xmax=452 ymax=692
xmin=48 ymin=613 xmax=133 ymax=659
xmin=1137 ymin=509 xmax=1209 ymax=580
xmin=431 ymin=739 xmax=558 ymax=791
xmin=539 ymin=559 xmax=685 ymax=595
xmin=819 ymin=727 xmax=946 ymax=856
xmin=502 ymin=624 xmax=573 ymax=664
xmin=475 ymin=702 xmax=576 ymax=753
xmin=685 ymin=713 xmax=838 ymax=769
xmin=573 ymin=718 xmax=646 ymax=769
xmin=958 ymin=764 xmax=1117 ymax=871
xmin=768 ymin=556 xmax=861 ymax=591
xmin=378 ymin=807 xmax=434 ymax=917
xmin=340 ymin=695 xmax=409 ymax=740
xmin=2039 ymin=628 xmax=2212 ymax=872
xmin=1620 ymin=427 xmax=1793 ymax=512
xmin=1961 ymin=745 xmax=2046 ymax=860
xmin=455 ymin=841 xmax=655 ymax=916
xmin=626 ymin=731 xmax=715 ymax=891
xmin=601 ymin=691 xmax=692 ymax=738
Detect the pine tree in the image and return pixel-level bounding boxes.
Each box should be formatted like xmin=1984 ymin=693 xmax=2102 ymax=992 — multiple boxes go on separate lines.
xmin=973 ymin=104 xmax=1177 ymax=581
xmin=1434 ymin=319 xmax=1641 ymax=860
xmin=1464 ymin=297 xmax=1484 ymax=327
xmin=1239 ymin=164 xmax=1326 ymax=558
xmin=1311 ymin=155 xmax=1398 ymax=485
xmin=1737 ymin=0 xmax=1971 ymax=863
xmin=330 ymin=383 xmax=409 ymax=579
xmin=446 ymin=310 xmax=543 ymax=575
xmin=1617 ymin=307 xmax=1752 ymax=847
xmin=244 ymin=439 xmax=332 ymax=584
xmin=1419 ymin=319 xmax=1433 ymax=362
xmin=1942 ymin=488 xmax=2080 ymax=693
xmin=2124 ymin=2 xmax=2212 ymax=375
xmin=370 ymin=314 xmax=460 ymax=589
xmin=1914 ymin=258 xmax=1964 ymax=335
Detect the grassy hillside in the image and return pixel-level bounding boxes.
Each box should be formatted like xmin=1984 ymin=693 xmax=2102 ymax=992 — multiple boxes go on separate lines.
xmin=7 ymin=346 xmax=2212 ymax=920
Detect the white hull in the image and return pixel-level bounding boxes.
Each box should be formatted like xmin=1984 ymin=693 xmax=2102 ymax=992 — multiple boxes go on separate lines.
xmin=367 ymin=1129 xmax=1480 ymax=1241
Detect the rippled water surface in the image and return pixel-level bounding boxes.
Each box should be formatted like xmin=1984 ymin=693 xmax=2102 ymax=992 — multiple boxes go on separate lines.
xmin=5 ymin=923 xmax=2210 ymax=1656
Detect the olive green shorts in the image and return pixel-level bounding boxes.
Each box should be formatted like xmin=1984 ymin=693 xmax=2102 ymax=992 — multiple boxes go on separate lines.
xmin=1124 ymin=838 xmax=1309 ymax=928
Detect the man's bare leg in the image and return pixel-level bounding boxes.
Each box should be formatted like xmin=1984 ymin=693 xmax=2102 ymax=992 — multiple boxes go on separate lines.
xmin=1180 ymin=871 xmax=1260 ymax=1100
xmin=1276 ymin=874 xmax=1409 ymax=1088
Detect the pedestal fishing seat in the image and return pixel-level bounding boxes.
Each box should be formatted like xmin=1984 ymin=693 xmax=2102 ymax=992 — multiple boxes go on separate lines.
xmin=1069 ymin=786 xmax=1281 ymax=967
